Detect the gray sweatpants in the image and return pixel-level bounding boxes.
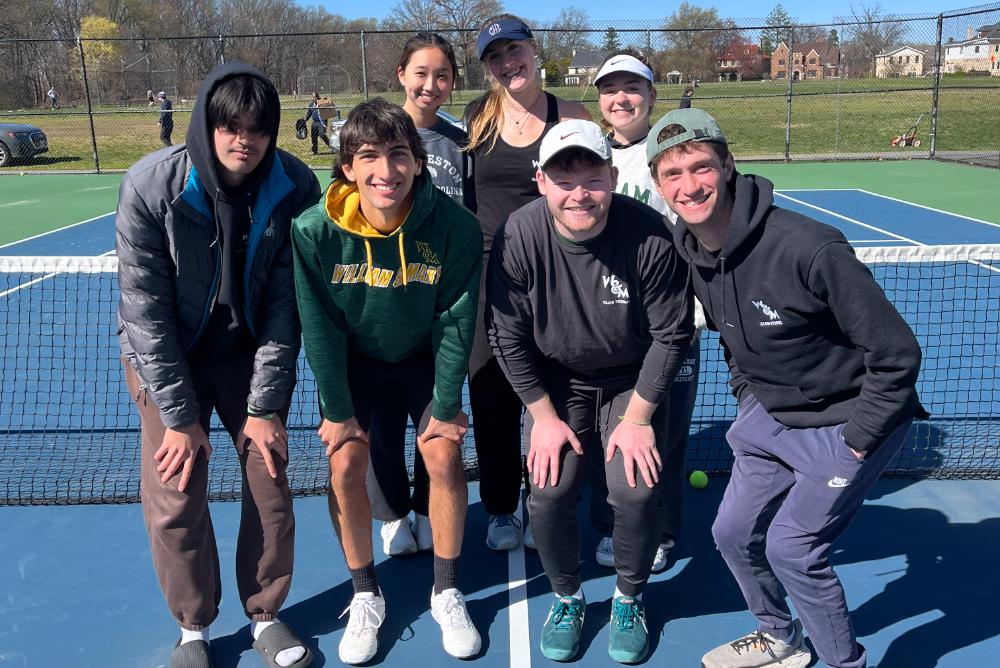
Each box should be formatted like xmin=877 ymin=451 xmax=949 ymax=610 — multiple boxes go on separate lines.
xmin=526 ymin=379 xmax=669 ymax=597
xmin=588 ymin=338 xmax=699 ymax=545
xmin=713 ymin=393 xmax=911 ymax=668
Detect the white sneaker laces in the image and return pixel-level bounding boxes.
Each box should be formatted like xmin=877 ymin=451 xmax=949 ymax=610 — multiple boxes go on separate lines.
xmin=339 ymin=596 xmax=385 ymax=637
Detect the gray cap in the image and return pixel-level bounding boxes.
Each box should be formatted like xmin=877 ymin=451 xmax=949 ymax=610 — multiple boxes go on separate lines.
xmin=646 ymin=108 xmax=727 ymax=165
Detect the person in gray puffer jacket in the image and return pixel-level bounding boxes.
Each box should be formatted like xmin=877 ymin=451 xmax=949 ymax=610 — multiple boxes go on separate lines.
xmin=116 ymin=62 xmax=320 ymax=668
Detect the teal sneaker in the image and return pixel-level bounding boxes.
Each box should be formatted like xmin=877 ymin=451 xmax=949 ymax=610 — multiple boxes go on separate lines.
xmin=608 ymin=595 xmax=649 ymax=664
xmin=540 ymin=595 xmax=586 ymax=661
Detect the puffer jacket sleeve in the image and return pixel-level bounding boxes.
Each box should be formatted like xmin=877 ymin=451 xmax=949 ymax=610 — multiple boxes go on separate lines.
xmin=116 ymin=173 xmax=200 ymax=428
xmin=247 ymin=164 xmax=322 ymax=413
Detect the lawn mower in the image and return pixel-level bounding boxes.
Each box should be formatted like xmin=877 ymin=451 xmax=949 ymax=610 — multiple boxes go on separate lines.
xmin=890 ymin=113 xmax=924 ymax=147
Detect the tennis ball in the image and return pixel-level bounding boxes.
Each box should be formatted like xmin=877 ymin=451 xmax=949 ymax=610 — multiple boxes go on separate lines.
xmin=19 ymin=171 xmax=25 ymax=176
xmin=689 ymin=470 xmax=708 ymax=489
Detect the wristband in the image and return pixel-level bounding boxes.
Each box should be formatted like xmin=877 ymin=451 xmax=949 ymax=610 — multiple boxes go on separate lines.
xmin=618 ymin=415 xmax=651 ymax=427
xmin=247 ymin=406 xmax=277 ymax=420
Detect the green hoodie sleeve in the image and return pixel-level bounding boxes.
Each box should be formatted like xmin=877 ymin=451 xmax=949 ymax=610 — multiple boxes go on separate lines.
xmin=291 ymin=215 xmax=354 ymax=422
xmin=429 ymin=205 xmax=483 ymax=420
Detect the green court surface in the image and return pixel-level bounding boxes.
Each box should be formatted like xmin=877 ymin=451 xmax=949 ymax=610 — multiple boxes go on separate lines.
xmin=0 ymin=160 xmax=996 ymax=247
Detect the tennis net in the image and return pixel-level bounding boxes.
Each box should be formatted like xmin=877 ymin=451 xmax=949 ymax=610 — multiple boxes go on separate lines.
xmin=2 ymin=244 xmax=998 ymax=505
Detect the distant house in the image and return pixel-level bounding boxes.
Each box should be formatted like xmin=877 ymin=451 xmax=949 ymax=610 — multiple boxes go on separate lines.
xmin=875 ymin=47 xmax=926 ymax=77
xmin=943 ymin=25 xmax=1000 ymax=75
xmin=665 ymin=70 xmax=683 ymax=84
xmin=770 ymin=40 xmax=841 ymax=80
xmin=717 ymin=42 xmax=764 ymax=81
xmin=564 ymin=50 xmax=608 ymax=85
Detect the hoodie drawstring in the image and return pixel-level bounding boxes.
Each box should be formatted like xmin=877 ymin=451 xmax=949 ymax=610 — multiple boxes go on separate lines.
xmin=397 ymin=232 xmax=408 ymax=286
xmin=362 ymin=233 xmax=409 ymax=287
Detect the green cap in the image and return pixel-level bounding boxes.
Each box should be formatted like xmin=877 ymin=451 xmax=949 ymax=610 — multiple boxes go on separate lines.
xmin=646 ymin=108 xmax=728 ymax=165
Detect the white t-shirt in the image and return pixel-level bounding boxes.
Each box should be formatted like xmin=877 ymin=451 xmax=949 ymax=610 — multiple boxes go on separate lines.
xmin=611 ymin=139 xmax=678 ymax=224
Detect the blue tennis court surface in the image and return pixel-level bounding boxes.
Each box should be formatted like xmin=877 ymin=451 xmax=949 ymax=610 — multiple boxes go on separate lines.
xmin=1 ymin=189 xmax=999 ymax=666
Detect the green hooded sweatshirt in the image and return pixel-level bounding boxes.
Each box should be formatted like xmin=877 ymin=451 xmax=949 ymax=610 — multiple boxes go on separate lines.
xmin=291 ymin=169 xmax=482 ymax=422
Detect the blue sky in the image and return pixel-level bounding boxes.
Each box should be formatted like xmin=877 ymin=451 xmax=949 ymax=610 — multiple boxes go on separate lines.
xmin=316 ymin=0 xmax=955 ymax=24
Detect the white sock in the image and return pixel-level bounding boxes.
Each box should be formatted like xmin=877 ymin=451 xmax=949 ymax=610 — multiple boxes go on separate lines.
xmin=180 ymin=626 xmax=209 ymax=645
xmin=560 ymin=587 xmax=584 ymax=601
xmin=251 ymin=619 xmax=306 ymax=668
xmin=613 ymin=587 xmax=641 ymax=601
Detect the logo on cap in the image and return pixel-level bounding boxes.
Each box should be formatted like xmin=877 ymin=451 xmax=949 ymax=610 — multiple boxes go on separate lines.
xmin=489 ymin=23 xmax=502 ymax=36
xmin=559 ymin=132 xmax=579 ymax=141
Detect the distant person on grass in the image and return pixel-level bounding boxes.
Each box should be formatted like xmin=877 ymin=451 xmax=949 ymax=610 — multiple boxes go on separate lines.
xmin=679 ymin=85 xmax=694 ymax=109
xmin=158 ymin=90 xmax=174 ymax=146
xmin=116 ymin=62 xmax=320 ymax=668
xmin=47 ymin=87 xmax=58 ymax=109
xmin=647 ymin=107 xmax=927 ymax=668
xmin=291 ymin=99 xmax=482 ymax=665
xmin=303 ymin=92 xmax=330 ymax=155
xmin=487 ymin=120 xmax=694 ymax=664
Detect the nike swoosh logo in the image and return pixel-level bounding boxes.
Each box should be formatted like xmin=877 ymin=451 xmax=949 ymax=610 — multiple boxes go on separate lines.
xmin=827 ymin=477 xmax=852 ymax=488
xmin=560 ymin=132 xmax=579 ymax=140
xmin=609 ymin=58 xmax=628 ymax=66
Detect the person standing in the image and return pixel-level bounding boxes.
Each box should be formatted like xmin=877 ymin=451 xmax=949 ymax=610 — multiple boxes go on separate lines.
xmin=47 ymin=87 xmax=58 ymax=109
xmin=487 ymin=120 xmax=693 ymax=663
xmin=304 ymin=93 xmax=330 ymax=155
xmin=647 ymin=107 xmax=927 ymax=668
xmin=591 ymin=52 xmax=702 ymax=575
xmin=464 ymin=14 xmax=591 ymax=551
xmin=158 ymin=91 xmax=174 ymax=146
xmin=679 ymin=85 xmax=694 ymax=109
xmin=116 ymin=62 xmax=320 ymax=668
xmin=292 ymin=99 xmax=482 ymax=665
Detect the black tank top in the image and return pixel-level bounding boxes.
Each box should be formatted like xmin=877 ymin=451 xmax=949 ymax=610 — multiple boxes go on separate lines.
xmin=471 ymin=92 xmax=560 ymax=253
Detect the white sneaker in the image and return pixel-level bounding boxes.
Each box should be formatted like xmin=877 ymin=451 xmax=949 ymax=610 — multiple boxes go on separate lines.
xmin=380 ymin=517 xmax=417 ymax=557
xmin=430 ymin=588 xmax=482 ymax=658
xmin=651 ymin=541 xmax=673 ymax=573
xmin=595 ymin=536 xmax=615 ymax=567
xmin=412 ymin=512 xmax=433 ymax=551
xmin=338 ymin=591 xmax=386 ymax=665
xmin=486 ymin=514 xmax=521 ymax=551
xmin=701 ymin=620 xmax=812 ymax=668
xmin=523 ymin=521 xmax=537 ymax=550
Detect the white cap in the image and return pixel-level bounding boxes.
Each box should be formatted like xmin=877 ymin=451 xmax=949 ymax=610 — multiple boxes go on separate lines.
xmin=593 ymin=54 xmax=654 ymax=86
xmin=157 ymin=90 xmax=166 ymax=97
xmin=538 ymin=120 xmax=612 ymax=169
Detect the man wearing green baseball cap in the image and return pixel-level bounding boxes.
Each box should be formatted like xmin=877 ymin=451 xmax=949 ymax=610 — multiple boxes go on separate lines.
xmin=646 ymin=108 xmax=926 ymax=668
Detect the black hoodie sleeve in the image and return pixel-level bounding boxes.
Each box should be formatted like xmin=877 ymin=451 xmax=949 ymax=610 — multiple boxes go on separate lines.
xmin=808 ymin=241 xmax=923 ymax=452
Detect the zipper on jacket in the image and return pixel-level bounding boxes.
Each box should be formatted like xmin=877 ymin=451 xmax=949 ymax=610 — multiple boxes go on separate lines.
xmin=187 ymin=191 xmax=224 ymax=351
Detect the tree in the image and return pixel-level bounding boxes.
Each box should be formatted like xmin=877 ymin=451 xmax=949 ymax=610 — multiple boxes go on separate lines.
xmin=603 ymin=27 xmax=621 ymax=52
xmin=764 ymin=4 xmax=793 ymax=50
xmin=662 ymin=2 xmax=739 ymax=82
xmin=839 ymin=3 xmax=906 ymax=77
xmin=827 ymin=28 xmax=840 ymax=47
xmin=539 ymin=6 xmax=592 ymax=65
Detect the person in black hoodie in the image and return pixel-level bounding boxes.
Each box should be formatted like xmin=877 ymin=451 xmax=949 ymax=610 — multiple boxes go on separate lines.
xmin=116 ymin=63 xmax=320 ymax=668
xmin=646 ymin=108 xmax=926 ymax=668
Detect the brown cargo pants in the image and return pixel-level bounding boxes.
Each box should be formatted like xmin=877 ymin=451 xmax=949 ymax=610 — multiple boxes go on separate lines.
xmin=123 ymin=353 xmax=295 ymax=630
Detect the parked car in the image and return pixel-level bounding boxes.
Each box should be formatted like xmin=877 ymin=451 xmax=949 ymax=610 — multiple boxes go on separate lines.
xmin=0 ymin=123 xmax=48 ymax=167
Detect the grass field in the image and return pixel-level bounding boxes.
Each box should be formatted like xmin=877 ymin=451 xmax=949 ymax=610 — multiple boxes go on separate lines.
xmin=1 ymin=77 xmax=998 ymax=172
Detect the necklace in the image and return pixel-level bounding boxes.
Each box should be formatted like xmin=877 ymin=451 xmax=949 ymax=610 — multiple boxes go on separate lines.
xmin=505 ymin=91 xmax=543 ymax=135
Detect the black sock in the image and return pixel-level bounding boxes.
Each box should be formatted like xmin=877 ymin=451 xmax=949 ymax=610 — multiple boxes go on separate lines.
xmin=349 ymin=561 xmax=379 ymax=595
xmin=433 ymin=556 xmax=460 ymax=594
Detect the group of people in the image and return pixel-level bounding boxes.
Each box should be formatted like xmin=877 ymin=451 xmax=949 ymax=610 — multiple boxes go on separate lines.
xmin=115 ymin=14 xmax=925 ymax=668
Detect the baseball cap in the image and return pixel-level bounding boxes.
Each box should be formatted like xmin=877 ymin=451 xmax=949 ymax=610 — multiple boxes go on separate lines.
xmin=538 ymin=119 xmax=611 ymax=169
xmin=157 ymin=91 xmax=166 ymax=98
xmin=646 ymin=108 xmax=728 ymax=165
xmin=477 ymin=18 xmax=533 ymax=60
xmin=593 ymin=54 xmax=653 ymax=86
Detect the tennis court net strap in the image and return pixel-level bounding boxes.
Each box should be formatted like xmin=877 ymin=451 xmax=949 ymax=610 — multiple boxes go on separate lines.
xmin=2 ymin=244 xmax=999 ymax=505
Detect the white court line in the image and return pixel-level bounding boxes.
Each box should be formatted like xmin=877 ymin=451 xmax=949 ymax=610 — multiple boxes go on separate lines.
xmin=775 ymin=188 xmax=859 ymax=192
xmin=508 ymin=498 xmax=531 ymax=668
xmin=0 ymin=211 xmax=115 ymax=250
xmin=0 ymin=199 xmax=41 ymax=208
xmin=774 ymin=192 xmax=924 ymax=247
xmin=77 ymin=186 xmax=116 ymax=192
xmin=855 ymin=189 xmax=1000 ymax=230
xmin=0 ymin=250 xmax=115 ymax=298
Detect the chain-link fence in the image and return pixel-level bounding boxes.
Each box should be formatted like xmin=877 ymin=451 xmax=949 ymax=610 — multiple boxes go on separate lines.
xmin=1 ymin=4 xmax=998 ymax=173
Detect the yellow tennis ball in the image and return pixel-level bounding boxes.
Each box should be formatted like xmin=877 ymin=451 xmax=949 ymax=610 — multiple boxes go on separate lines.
xmin=689 ymin=470 xmax=708 ymax=489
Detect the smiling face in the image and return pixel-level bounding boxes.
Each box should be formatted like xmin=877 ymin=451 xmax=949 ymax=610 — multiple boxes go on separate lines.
xmin=341 ymin=140 xmax=422 ymax=232
xmin=397 ymin=46 xmax=455 ymax=122
xmin=483 ymin=39 xmax=537 ymax=94
xmin=212 ymin=112 xmax=270 ymax=187
xmin=652 ymin=142 xmax=734 ymax=237
xmin=597 ymin=72 xmax=656 ymax=144
xmin=536 ymin=156 xmax=617 ymax=242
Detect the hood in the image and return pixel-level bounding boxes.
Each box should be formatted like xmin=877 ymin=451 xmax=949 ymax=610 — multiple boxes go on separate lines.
xmin=185 ymin=61 xmax=278 ymax=200
xmin=1 ymin=123 xmax=44 ymax=133
xmin=672 ymin=172 xmax=774 ymax=269
xmin=323 ymin=169 xmax=437 ymax=286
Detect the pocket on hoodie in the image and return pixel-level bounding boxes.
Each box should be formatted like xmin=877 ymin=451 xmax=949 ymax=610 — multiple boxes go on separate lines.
xmin=744 ymin=379 xmax=825 ymax=413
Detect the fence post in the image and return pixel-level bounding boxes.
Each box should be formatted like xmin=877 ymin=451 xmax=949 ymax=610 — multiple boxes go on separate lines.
xmin=360 ymin=31 xmax=370 ymax=100
xmin=76 ymin=35 xmax=102 ymax=174
xmin=930 ymin=14 xmax=943 ymax=159
xmin=784 ymin=27 xmax=794 ymax=161
xmin=219 ymin=34 xmax=226 ymax=65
